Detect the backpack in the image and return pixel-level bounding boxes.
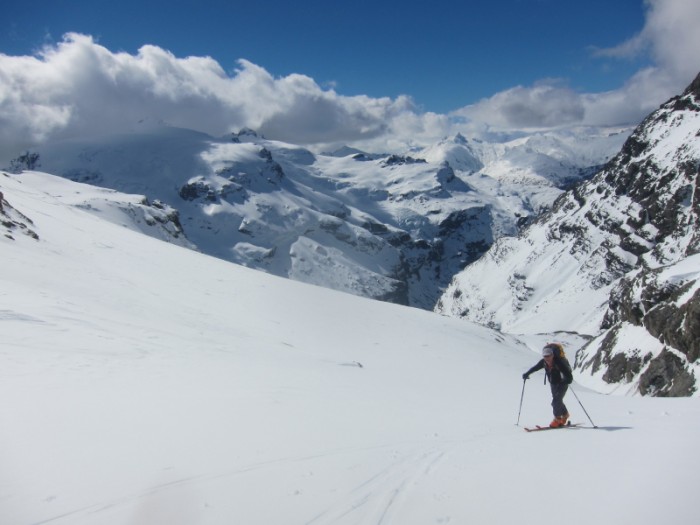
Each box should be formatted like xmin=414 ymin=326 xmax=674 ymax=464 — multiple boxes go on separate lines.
xmin=545 ymin=343 xmax=566 ymax=359
xmin=543 ymin=343 xmax=572 ymax=384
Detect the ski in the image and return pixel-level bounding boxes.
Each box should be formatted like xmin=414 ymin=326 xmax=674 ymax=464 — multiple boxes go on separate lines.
xmin=524 ymin=422 xmax=581 ymax=432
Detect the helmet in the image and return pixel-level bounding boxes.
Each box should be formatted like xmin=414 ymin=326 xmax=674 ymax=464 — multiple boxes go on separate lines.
xmin=542 ymin=346 xmax=554 ymax=357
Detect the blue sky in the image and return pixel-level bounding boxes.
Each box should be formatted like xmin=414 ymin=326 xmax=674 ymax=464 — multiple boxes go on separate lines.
xmin=2 ymin=0 xmax=650 ymax=112
xmin=1 ymin=0 xmax=699 ymax=154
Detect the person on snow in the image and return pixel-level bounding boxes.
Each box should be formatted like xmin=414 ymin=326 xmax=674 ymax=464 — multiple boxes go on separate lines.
xmin=523 ymin=343 xmax=573 ymax=427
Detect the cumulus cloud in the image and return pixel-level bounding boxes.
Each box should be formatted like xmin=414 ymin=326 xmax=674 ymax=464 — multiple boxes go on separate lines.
xmin=454 ymin=81 xmax=585 ymax=130
xmin=2 ymin=2 xmax=699 ymax=160
xmin=0 ymin=33 xmax=437 ymax=159
xmin=456 ymin=0 xmax=700 ymax=132
xmin=0 ymin=34 xmax=235 ymax=157
xmin=596 ymin=0 xmax=700 ymax=81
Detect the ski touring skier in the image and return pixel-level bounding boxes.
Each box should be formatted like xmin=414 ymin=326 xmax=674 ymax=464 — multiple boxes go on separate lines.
xmin=523 ymin=343 xmax=573 ymax=428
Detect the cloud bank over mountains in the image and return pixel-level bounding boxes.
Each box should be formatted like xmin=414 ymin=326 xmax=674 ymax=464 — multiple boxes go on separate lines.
xmin=1 ymin=0 xmax=698 ymax=159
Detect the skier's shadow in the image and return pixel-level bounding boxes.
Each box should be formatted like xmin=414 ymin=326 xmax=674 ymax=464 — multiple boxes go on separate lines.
xmin=582 ymin=425 xmax=632 ymax=432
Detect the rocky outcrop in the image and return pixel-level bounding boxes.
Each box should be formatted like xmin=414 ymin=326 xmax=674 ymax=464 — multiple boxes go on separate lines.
xmin=576 ymin=73 xmax=700 ymax=396
xmin=1 ymin=177 xmax=40 ymax=241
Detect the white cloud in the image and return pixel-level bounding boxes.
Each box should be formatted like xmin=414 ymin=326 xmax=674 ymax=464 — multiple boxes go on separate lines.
xmin=0 ymin=33 xmax=440 ymax=159
xmin=455 ymin=0 xmax=700 ymax=132
xmin=2 ymin=1 xmax=699 ymax=161
xmin=598 ymin=0 xmax=700 ymax=81
xmin=453 ymin=81 xmax=585 ymax=130
xmin=581 ymin=66 xmax=680 ymax=126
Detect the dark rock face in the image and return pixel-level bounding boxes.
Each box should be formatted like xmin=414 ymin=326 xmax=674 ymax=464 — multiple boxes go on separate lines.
xmin=591 ymin=268 xmax=699 ymax=395
xmin=575 ymin=73 xmax=700 ymax=396
xmin=638 ymin=350 xmax=696 ymax=397
xmin=645 ymin=287 xmax=700 ymax=363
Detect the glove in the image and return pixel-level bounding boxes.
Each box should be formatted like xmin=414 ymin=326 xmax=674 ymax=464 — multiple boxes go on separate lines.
xmin=522 ymin=373 xmax=530 ymax=380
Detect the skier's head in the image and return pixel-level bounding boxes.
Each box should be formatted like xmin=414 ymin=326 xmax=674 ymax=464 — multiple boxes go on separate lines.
xmin=542 ymin=346 xmax=554 ymax=358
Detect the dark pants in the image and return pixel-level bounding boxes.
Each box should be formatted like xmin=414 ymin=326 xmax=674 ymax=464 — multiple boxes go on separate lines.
xmin=550 ymin=383 xmax=569 ymax=418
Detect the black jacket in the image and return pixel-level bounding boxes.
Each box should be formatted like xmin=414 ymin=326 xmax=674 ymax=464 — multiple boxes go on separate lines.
xmin=526 ymin=355 xmax=573 ymax=385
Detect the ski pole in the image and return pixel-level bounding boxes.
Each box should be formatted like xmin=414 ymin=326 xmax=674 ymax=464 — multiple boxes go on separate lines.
xmin=516 ymin=378 xmax=527 ymax=426
xmin=569 ymin=385 xmax=597 ymax=428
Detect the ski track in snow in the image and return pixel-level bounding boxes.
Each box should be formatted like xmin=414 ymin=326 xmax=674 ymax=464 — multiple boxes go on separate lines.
xmin=31 ymin=443 xmax=454 ymax=525
xmin=306 ymin=446 xmax=450 ymax=525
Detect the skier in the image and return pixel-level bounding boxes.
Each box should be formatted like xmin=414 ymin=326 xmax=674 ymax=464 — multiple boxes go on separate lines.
xmin=523 ymin=343 xmax=573 ymax=427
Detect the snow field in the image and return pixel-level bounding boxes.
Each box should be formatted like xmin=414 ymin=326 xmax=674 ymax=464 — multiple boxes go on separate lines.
xmin=1 ymin=172 xmax=699 ymax=524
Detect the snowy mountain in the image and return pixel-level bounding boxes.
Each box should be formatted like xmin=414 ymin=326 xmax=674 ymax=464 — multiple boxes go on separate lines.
xmin=437 ymin=73 xmax=700 ymax=397
xmin=23 ymin=122 xmax=627 ymax=310
xmin=2 ymin=169 xmax=700 ymax=525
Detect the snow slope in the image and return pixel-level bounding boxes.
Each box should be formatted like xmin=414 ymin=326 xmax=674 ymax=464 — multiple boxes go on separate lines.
xmin=2 ymin=171 xmax=699 ymax=524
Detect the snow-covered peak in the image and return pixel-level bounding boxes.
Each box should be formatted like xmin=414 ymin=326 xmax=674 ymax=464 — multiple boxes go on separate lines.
xmin=418 ymin=135 xmax=483 ymax=172
xmin=23 ymin=121 xmax=622 ymax=310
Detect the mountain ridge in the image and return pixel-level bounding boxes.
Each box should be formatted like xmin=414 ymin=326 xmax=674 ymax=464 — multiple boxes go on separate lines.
xmin=22 ymin=123 xmax=627 ymax=309
xmin=437 ymin=72 xmax=700 ymax=396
